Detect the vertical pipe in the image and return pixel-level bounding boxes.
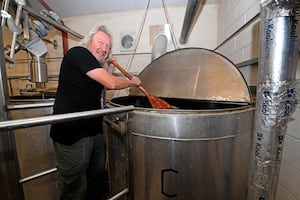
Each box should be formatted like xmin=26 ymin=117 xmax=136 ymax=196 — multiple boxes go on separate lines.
xmin=9 ymin=0 xmax=25 ymax=62
xmin=0 ymin=22 xmax=24 ymax=200
xmin=247 ymin=1 xmax=300 ymax=199
xmin=151 ymin=34 xmax=168 ymax=61
xmin=179 ymin=0 xmax=203 ymax=44
xmin=1 ymin=0 xmax=10 ymax=27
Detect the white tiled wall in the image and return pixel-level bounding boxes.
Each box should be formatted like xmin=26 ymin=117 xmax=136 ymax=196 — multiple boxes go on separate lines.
xmin=217 ymin=0 xmax=260 ymax=66
xmin=217 ymin=0 xmax=300 ymax=200
xmin=277 ymin=105 xmax=300 ymax=200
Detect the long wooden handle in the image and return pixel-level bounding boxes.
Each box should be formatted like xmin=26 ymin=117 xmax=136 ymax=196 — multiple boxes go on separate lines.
xmin=110 ymin=60 xmax=173 ymax=109
xmin=110 ymin=60 xmax=133 ymax=80
xmin=110 ymin=60 xmax=150 ymax=96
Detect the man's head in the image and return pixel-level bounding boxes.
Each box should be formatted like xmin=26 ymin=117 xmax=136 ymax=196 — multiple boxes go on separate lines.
xmin=81 ymin=25 xmax=112 ymax=65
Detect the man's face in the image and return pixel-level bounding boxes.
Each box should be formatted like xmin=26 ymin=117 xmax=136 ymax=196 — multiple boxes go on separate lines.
xmin=89 ymin=31 xmax=111 ymax=64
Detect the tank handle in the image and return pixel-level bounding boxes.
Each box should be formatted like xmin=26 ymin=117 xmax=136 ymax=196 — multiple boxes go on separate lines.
xmin=161 ymin=168 xmax=178 ymax=198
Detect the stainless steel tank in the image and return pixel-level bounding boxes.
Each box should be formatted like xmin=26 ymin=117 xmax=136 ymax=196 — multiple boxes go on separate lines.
xmin=104 ymin=48 xmax=255 ymax=200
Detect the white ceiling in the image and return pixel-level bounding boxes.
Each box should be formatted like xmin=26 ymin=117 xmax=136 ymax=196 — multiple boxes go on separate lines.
xmin=27 ymin=0 xmax=219 ymax=18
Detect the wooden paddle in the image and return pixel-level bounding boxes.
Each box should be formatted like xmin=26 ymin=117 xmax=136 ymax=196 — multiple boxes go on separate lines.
xmin=110 ymin=60 xmax=173 ymax=109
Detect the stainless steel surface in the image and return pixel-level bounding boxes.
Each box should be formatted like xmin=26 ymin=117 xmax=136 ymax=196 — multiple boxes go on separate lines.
xmin=180 ymin=0 xmax=204 ymax=44
xmin=1 ymin=7 xmax=81 ymax=197
xmin=22 ymin=5 xmax=83 ymax=39
xmin=105 ymin=105 xmax=254 ymax=200
xmin=0 ymin=105 xmax=135 ymax=131
xmin=151 ymin=34 xmax=168 ymax=60
xmin=107 ymin=188 xmax=129 ymax=200
xmin=23 ymin=30 xmax=48 ymax=57
xmin=30 ymin=56 xmax=48 ymax=83
xmin=7 ymin=101 xmax=54 ymax=109
xmin=130 ymin=48 xmax=251 ymax=103
xmin=6 ymin=102 xmax=133 ymax=200
xmin=131 ymin=108 xmax=254 ymax=199
xmin=247 ymin=1 xmax=300 ymax=199
xmin=104 ymin=112 xmax=130 ymax=200
xmin=9 ymin=103 xmax=58 ymax=200
xmin=1 ymin=0 xmax=10 ymax=27
xmin=9 ymin=0 xmax=25 ymax=60
xmin=0 ymin=23 xmax=23 ymax=200
xmin=105 ymin=47 xmax=254 ymax=199
xmin=22 ymin=27 xmax=49 ymax=85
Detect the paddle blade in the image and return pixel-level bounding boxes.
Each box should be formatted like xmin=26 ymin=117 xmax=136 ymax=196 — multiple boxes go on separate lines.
xmin=148 ymin=94 xmax=173 ymax=109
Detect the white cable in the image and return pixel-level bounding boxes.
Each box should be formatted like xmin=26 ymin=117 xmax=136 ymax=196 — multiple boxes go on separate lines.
xmin=125 ymin=0 xmax=151 ymax=70
xmin=161 ymin=0 xmax=179 ymax=50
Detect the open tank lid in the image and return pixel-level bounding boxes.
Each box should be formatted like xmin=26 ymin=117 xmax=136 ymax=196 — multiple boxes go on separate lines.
xmin=129 ymin=48 xmax=251 ymax=103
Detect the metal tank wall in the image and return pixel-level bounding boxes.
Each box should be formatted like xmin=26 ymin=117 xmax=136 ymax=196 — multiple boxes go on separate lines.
xmin=104 ymin=47 xmax=255 ymax=200
xmin=104 ymin=104 xmax=255 ymax=200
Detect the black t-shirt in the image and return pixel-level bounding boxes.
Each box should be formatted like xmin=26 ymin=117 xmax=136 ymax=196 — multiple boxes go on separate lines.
xmin=50 ymin=46 xmax=104 ymax=145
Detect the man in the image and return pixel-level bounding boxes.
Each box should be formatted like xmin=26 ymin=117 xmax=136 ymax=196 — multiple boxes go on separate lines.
xmin=50 ymin=25 xmax=141 ymax=200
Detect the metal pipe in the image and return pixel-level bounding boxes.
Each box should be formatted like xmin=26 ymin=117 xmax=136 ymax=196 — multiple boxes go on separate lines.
xmin=38 ymin=0 xmax=69 ymax=54
xmin=107 ymin=188 xmax=129 ymax=200
xmin=0 ymin=22 xmax=10 ymax=116
xmin=0 ymin=25 xmax=23 ymax=199
xmin=151 ymin=34 xmax=168 ymax=61
xmin=30 ymin=56 xmax=48 ymax=84
xmin=7 ymin=102 xmax=54 ymax=109
xmin=179 ymin=0 xmax=203 ymax=44
xmin=19 ymin=168 xmax=57 ymax=183
xmin=0 ymin=106 xmax=134 ymax=131
xmin=21 ymin=169 xmax=129 ymax=199
xmin=22 ymin=5 xmax=83 ymax=39
xmin=247 ymin=1 xmax=300 ymax=199
xmin=9 ymin=0 xmax=25 ymax=61
xmin=1 ymin=0 xmax=10 ymax=27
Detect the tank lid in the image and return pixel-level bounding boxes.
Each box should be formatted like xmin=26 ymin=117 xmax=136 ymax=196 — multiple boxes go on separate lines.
xmin=130 ymin=48 xmax=251 ymax=103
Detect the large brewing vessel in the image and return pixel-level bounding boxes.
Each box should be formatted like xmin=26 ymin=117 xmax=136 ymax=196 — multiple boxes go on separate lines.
xmin=104 ymin=48 xmax=254 ymax=200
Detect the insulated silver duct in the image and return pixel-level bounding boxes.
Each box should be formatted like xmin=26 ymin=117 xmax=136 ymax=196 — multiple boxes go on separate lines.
xmin=151 ymin=34 xmax=168 ymax=61
xmin=179 ymin=0 xmax=204 ymax=44
xmin=247 ymin=1 xmax=300 ymax=199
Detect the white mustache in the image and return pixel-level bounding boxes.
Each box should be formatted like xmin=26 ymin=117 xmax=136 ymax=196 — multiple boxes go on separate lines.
xmin=96 ymin=50 xmax=106 ymax=56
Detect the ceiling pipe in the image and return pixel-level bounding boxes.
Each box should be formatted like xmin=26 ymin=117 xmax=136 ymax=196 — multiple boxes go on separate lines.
xmin=22 ymin=5 xmax=83 ymax=39
xmin=38 ymin=0 xmax=69 ymax=55
xmin=151 ymin=34 xmax=168 ymax=61
xmin=179 ymin=0 xmax=204 ymax=44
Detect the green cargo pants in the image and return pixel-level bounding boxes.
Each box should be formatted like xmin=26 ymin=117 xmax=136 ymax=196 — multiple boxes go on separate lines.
xmin=53 ymin=134 xmax=106 ymax=200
